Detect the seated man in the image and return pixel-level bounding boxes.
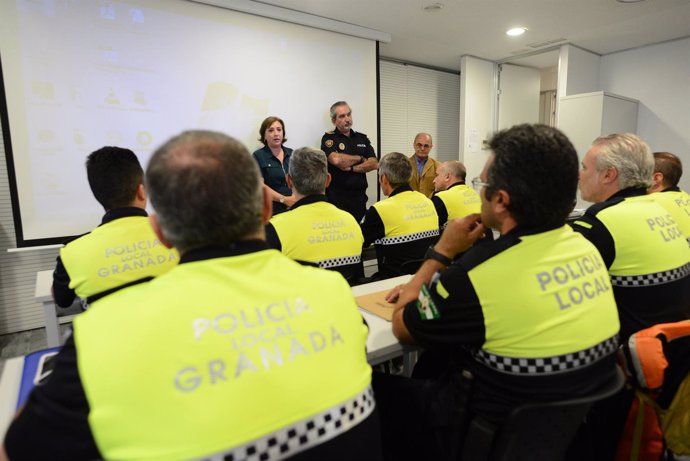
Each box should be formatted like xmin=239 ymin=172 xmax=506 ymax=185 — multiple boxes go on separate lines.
xmin=569 ymin=136 xmax=690 ymax=460
xmin=572 ymin=134 xmax=690 ymax=341
xmin=648 ymin=151 xmax=690 ymax=243
xmin=375 ymin=124 xmax=620 ymax=460
xmin=265 ymin=147 xmax=364 ymax=284
xmin=52 ymin=146 xmax=178 ymax=308
xmin=431 ymin=160 xmax=481 ymax=229
xmin=2 ymin=131 xmax=382 ymax=461
xmin=360 ymin=152 xmax=439 ymax=279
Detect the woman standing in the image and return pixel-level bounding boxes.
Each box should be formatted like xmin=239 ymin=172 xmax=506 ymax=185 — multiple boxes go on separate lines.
xmin=252 ymin=116 xmax=295 ymax=215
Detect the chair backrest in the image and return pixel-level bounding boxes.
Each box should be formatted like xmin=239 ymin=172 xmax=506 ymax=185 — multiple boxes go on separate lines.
xmin=400 ymin=258 xmax=424 ymax=275
xmin=462 ymin=366 xmax=626 ymax=461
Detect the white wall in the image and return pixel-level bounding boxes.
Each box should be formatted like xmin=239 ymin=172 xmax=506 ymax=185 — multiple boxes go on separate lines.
xmin=558 ymin=44 xmax=601 ymax=97
xmin=459 ymin=56 xmax=495 ymax=181
xmin=599 ymin=37 xmax=690 ymax=192
xmin=497 ymin=64 xmax=541 ymax=130
xmin=540 ymin=66 xmax=558 ymax=92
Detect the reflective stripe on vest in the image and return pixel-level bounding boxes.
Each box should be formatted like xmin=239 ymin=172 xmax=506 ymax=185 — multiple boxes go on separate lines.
xmin=436 ymin=184 xmax=481 ymax=222
xmin=595 ymin=195 xmax=690 ymax=277
xmin=372 ymin=191 xmax=439 ymax=244
xmin=651 ymin=190 xmax=690 ymax=245
xmin=60 ymin=216 xmax=178 ymax=300
xmin=74 ymin=250 xmax=372 ymax=460
xmin=450 ymin=225 xmax=620 ymax=359
xmin=270 ymin=201 xmax=364 ymax=267
xmin=474 ymin=335 xmax=618 ymax=375
xmin=203 ymin=386 xmax=374 ymax=461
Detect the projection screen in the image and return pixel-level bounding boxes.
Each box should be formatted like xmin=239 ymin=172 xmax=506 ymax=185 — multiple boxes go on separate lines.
xmin=0 ymin=0 xmax=379 ymax=247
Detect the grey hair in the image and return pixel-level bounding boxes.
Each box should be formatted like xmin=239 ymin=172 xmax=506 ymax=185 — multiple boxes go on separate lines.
xmin=289 ymin=147 xmax=328 ymax=196
xmin=146 ymin=130 xmax=263 ymax=253
xmin=329 ymin=101 xmax=349 ymax=119
xmin=443 ymin=160 xmax=467 ymax=182
xmin=379 ymin=152 xmax=412 ymax=188
xmin=592 ymin=133 xmax=654 ymax=189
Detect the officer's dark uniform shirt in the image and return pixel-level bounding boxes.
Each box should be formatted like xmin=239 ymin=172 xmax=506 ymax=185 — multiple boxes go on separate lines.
xmin=571 ymin=187 xmax=690 ymax=340
xmin=402 ymin=224 xmax=620 ymax=424
xmin=361 ymin=185 xmax=439 ymax=279
xmin=52 ymin=207 xmax=159 ymax=308
xmin=6 ymin=242 xmax=382 ymax=460
xmin=252 ymin=145 xmax=293 ymax=214
xmin=320 ymin=128 xmax=376 ymax=221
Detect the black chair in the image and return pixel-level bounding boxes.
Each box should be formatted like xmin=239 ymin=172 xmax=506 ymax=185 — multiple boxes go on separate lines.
xmin=400 ymin=258 xmax=425 ymax=275
xmin=461 ymin=366 xmax=626 ymax=461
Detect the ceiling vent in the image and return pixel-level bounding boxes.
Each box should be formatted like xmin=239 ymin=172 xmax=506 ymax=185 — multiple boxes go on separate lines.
xmin=526 ymin=38 xmax=568 ymax=49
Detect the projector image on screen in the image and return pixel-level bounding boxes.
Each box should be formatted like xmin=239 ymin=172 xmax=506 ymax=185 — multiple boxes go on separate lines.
xmin=0 ymin=0 xmax=378 ymax=246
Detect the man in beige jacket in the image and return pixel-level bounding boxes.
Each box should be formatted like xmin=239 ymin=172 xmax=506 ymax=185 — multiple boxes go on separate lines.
xmin=408 ymin=132 xmax=440 ymax=198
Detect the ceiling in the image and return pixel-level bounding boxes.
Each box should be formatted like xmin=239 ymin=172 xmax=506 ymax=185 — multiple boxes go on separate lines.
xmin=257 ymin=0 xmax=690 ymax=70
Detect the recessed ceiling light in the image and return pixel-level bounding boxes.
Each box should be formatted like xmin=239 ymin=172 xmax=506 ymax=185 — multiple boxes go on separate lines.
xmin=423 ymin=3 xmax=444 ymax=12
xmin=506 ymin=27 xmax=527 ymax=37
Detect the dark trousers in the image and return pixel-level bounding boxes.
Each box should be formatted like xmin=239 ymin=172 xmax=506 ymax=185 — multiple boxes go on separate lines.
xmin=372 ymin=371 xmax=473 ymax=461
xmin=327 ymin=188 xmax=367 ymax=223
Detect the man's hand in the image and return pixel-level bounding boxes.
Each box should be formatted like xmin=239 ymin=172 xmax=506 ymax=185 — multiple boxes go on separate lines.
xmin=436 ymin=214 xmax=486 ymax=259
xmin=327 ymin=152 xmax=360 ymax=170
xmin=283 ymin=195 xmax=297 ymax=208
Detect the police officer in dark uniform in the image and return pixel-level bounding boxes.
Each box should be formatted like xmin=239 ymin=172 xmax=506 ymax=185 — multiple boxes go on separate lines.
xmin=321 ymin=101 xmax=379 ymax=222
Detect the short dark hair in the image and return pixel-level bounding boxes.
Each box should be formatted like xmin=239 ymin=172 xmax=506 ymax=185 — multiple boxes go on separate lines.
xmin=146 ymin=130 xmax=263 ymax=252
xmin=289 ymin=147 xmax=328 ymax=196
xmin=86 ymin=146 xmax=143 ymax=210
xmin=487 ymin=124 xmax=578 ymax=229
xmin=258 ymin=116 xmax=287 ymax=146
xmin=653 ymin=151 xmax=683 ymax=188
xmin=379 ymin=152 xmax=412 ymax=188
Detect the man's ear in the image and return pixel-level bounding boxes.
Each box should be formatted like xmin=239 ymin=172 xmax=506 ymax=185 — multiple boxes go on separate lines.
xmin=380 ymin=174 xmax=388 ymax=188
xmin=324 ymin=173 xmax=332 ymax=189
xmin=286 ymin=174 xmax=294 ymax=189
xmin=261 ymin=184 xmax=272 ymax=224
xmin=149 ymin=215 xmax=174 ymax=249
xmin=493 ymin=189 xmax=511 ymax=213
xmin=136 ymin=183 xmax=146 ymax=202
xmin=602 ymin=166 xmax=619 ymax=184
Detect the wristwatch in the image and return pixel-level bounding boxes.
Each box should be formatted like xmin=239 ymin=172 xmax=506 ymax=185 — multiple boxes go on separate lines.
xmin=349 ymin=166 xmax=354 ymax=172
xmin=424 ymin=245 xmax=452 ymax=266
xmin=279 ymin=196 xmax=285 ymax=204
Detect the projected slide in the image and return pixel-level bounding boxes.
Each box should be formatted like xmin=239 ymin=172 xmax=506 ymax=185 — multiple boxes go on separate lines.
xmin=0 ymin=0 xmax=377 ymax=245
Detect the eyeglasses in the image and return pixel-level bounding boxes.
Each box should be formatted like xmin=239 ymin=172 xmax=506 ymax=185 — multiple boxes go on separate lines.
xmin=415 ymin=143 xmax=431 ymax=149
xmin=471 ymin=177 xmax=491 ymax=191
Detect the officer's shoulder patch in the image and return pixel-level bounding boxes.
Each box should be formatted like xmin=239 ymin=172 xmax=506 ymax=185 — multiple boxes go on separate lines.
xmin=325 ymin=130 xmax=335 ymax=135
xmin=416 ymin=283 xmax=440 ymax=320
xmin=325 ymin=140 xmax=334 ymax=148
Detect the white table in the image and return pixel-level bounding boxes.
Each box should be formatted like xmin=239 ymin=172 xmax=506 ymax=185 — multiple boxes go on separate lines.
xmin=353 ymin=274 xmax=414 ymax=366
xmin=35 ymin=270 xmax=78 ymax=348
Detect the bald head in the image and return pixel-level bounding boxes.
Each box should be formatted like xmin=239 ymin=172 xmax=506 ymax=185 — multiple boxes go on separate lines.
xmin=413 ymin=133 xmax=433 ymax=161
xmin=146 ymin=130 xmax=264 ymax=253
xmin=433 ymin=160 xmax=467 ymax=192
